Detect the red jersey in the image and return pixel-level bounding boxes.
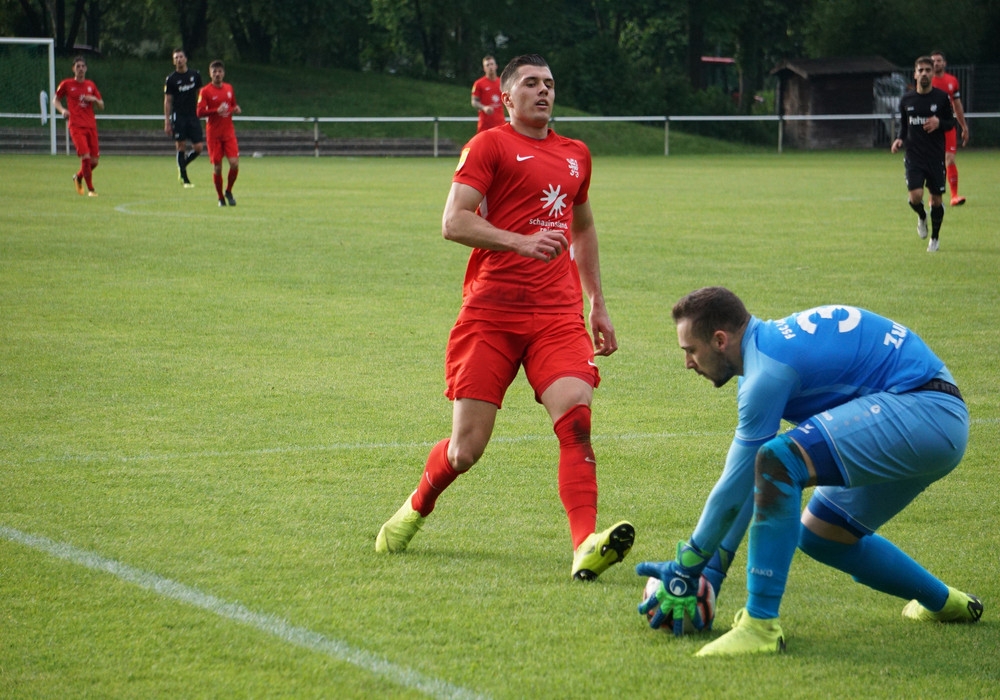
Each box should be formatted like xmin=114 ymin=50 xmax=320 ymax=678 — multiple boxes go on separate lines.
xmin=196 ymin=82 xmax=238 ymax=139
xmin=931 ymin=72 xmax=961 ymax=103
xmin=55 ymin=78 xmax=101 ymax=131
xmin=452 ymin=124 xmax=592 ymax=313
xmin=471 ymin=76 xmax=505 ymax=131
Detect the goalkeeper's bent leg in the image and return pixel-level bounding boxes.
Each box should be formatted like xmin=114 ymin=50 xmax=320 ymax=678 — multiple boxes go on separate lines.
xmin=798 ymin=527 xmax=949 ymax=611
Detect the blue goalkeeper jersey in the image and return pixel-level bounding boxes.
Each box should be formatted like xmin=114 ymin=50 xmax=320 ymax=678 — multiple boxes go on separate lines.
xmin=691 ymin=305 xmax=949 ymax=552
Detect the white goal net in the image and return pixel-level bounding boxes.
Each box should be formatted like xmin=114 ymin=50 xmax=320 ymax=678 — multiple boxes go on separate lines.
xmin=0 ymin=37 xmax=57 ymax=154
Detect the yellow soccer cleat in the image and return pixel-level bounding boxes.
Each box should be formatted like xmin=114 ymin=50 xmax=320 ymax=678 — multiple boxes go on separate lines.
xmin=375 ymin=492 xmax=425 ymax=553
xmin=72 ymin=174 xmax=85 ymax=195
xmin=902 ymin=586 xmax=983 ymax=623
xmin=571 ymin=521 xmax=634 ymax=581
xmin=695 ymin=608 xmax=786 ymax=657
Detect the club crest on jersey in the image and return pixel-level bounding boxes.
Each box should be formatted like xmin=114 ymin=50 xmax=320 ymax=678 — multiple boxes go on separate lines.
xmin=566 ymin=158 xmax=580 ymax=178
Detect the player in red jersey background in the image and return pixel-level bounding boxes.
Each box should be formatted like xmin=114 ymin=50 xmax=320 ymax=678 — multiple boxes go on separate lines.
xmin=53 ymin=56 xmax=104 ymax=197
xmin=196 ymin=60 xmax=241 ymax=206
xmin=376 ymin=54 xmax=634 ymax=581
xmin=930 ymin=50 xmax=969 ymax=206
xmin=471 ymin=55 xmax=505 ymax=132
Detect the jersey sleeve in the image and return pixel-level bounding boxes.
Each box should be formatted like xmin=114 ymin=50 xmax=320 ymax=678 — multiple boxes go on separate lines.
xmin=690 ymin=440 xmax=759 ymax=554
xmin=453 ymin=130 xmax=499 ymax=195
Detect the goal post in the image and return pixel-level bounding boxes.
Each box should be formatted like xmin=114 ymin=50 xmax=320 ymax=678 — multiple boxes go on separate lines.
xmin=0 ymin=37 xmax=57 ymax=154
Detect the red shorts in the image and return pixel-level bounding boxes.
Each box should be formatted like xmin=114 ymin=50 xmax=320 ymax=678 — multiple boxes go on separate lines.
xmin=444 ymin=307 xmax=600 ymax=407
xmin=207 ymin=134 xmax=239 ymax=163
xmin=69 ymin=127 xmax=99 ymax=158
xmin=944 ymin=128 xmax=957 ymax=154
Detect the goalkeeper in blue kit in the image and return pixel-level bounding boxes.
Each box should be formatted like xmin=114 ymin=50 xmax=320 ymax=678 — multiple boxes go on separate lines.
xmin=637 ymin=287 xmax=982 ymax=656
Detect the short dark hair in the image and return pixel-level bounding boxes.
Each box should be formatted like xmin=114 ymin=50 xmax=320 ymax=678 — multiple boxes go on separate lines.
xmin=72 ymin=55 xmax=86 ymax=66
xmin=500 ymin=54 xmax=548 ymax=92
xmin=929 ymin=49 xmax=946 ymax=59
xmin=915 ymin=56 xmax=934 ymax=69
xmin=173 ymin=48 xmax=186 ymax=56
xmin=672 ymin=287 xmax=750 ymax=341
xmin=210 ymin=60 xmax=225 ymax=70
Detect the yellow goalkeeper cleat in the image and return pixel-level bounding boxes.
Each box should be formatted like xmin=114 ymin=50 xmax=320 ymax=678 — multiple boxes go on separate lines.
xmin=695 ymin=609 xmax=786 ymax=657
xmin=902 ymin=587 xmax=983 ymax=623
xmin=375 ymin=492 xmax=425 ymax=553
xmin=571 ymin=521 xmax=634 ymax=581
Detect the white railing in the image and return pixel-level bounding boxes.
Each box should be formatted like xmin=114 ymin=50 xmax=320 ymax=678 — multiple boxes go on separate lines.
xmin=4 ymin=111 xmax=999 ymax=156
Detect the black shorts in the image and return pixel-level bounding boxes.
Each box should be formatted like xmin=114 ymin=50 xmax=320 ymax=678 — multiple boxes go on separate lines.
xmin=171 ymin=114 xmax=204 ymax=145
xmin=904 ymin=157 xmax=946 ymax=195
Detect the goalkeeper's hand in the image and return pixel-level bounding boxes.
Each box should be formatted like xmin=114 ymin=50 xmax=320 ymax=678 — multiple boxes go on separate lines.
xmin=636 ymin=540 xmax=711 ymax=635
xmin=637 ymin=572 xmax=700 ymax=635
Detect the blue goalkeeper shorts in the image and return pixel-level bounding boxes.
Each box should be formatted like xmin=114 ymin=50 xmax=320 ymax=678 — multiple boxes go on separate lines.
xmin=790 ymin=386 xmax=968 ymax=537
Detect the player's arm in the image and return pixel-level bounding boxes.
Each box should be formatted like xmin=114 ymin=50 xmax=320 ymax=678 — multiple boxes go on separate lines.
xmin=196 ymin=91 xmax=210 ymax=118
xmin=891 ymin=99 xmax=907 ymax=153
xmin=164 ymin=92 xmax=174 ymax=134
xmin=441 ymin=181 xmax=567 ymax=262
xmin=953 ymin=96 xmax=969 ymax=146
xmin=571 ymin=200 xmax=617 ymax=356
xmin=52 ymin=92 xmax=66 ymax=118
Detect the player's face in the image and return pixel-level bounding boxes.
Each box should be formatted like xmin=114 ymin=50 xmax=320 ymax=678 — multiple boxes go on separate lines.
xmin=931 ymin=54 xmax=946 ymax=75
xmin=210 ymin=65 xmax=225 ymax=86
xmin=72 ymin=61 xmax=87 ymax=80
xmin=915 ymin=63 xmax=933 ymax=90
xmin=173 ymin=52 xmax=188 ymax=71
xmin=483 ymin=58 xmax=497 ymax=78
xmin=503 ymin=64 xmax=554 ymax=128
xmin=676 ymin=318 xmax=738 ymax=388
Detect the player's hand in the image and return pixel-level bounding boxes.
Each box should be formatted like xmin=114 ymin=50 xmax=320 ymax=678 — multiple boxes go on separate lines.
xmin=961 ymin=127 xmax=969 ymax=147
xmin=637 ymin=573 xmax=701 ymax=635
xmin=523 ymin=229 xmax=568 ymax=262
xmin=890 ymin=138 xmax=902 ymax=154
xmin=922 ymin=115 xmax=939 ymax=133
xmin=635 ymin=540 xmax=711 ymax=634
xmin=589 ymin=306 xmax=617 ymax=356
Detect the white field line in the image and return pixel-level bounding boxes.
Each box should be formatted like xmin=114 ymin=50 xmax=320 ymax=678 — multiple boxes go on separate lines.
xmin=0 ymin=525 xmax=488 ymax=700
xmin=6 ymin=417 xmax=995 ymax=467
xmin=7 ymin=430 xmax=726 ymax=466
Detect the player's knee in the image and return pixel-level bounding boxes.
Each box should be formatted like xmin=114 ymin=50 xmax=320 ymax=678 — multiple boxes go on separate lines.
xmin=447 ymin=440 xmax=484 ymax=472
xmin=798 ymin=526 xmax=847 ymax=563
xmin=755 ymin=435 xmax=809 ymax=508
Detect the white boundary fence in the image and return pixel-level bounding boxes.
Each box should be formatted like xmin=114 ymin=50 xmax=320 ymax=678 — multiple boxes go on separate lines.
xmin=3 ymin=111 xmax=999 ymax=156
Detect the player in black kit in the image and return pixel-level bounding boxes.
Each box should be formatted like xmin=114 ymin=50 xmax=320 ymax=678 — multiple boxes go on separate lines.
xmin=891 ymin=56 xmax=955 ymax=252
xmin=164 ymin=49 xmax=204 ymax=188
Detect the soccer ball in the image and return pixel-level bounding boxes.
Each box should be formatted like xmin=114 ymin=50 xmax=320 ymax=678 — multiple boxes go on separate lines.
xmin=641 ymin=575 xmax=716 ymax=634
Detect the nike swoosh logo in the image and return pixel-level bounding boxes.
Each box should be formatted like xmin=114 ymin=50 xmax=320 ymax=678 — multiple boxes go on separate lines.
xmin=516 ymin=155 xmax=534 ymax=161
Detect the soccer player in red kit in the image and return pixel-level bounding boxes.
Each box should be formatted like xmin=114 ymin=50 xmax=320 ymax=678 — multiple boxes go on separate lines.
xmin=196 ymin=60 xmax=241 ymax=206
xmin=376 ymin=54 xmax=634 ymax=581
xmin=471 ymin=55 xmax=505 ymax=132
xmin=930 ymin=50 xmax=969 ymax=206
xmin=53 ymin=56 xmax=104 ymax=197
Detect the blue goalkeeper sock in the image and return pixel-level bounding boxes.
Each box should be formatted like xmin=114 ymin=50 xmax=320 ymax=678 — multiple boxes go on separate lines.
xmin=746 ymin=436 xmax=809 ymax=620
xmin=798 ymin=528 xmax=949 ymax=611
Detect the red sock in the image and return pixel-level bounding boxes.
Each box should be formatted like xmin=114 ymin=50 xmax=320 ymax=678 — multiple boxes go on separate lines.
xmin=213 ymin=173 xmax=224 ymax=198
xmin=226 ymin=167 xmax=238 ymax=192
xmin=947 ymin=163 xmax=959 ymax=197
xmin=410 ymin=439 xmax=460 ymax=516
xmin=81 ymin=158 xmax=93 ymax=190
xmin=554 ymin=404 xmax=597 ymax=549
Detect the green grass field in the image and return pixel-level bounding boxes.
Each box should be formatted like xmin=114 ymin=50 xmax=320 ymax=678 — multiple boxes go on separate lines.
xmin=2 ymin=150 xmax=998 ymax=698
